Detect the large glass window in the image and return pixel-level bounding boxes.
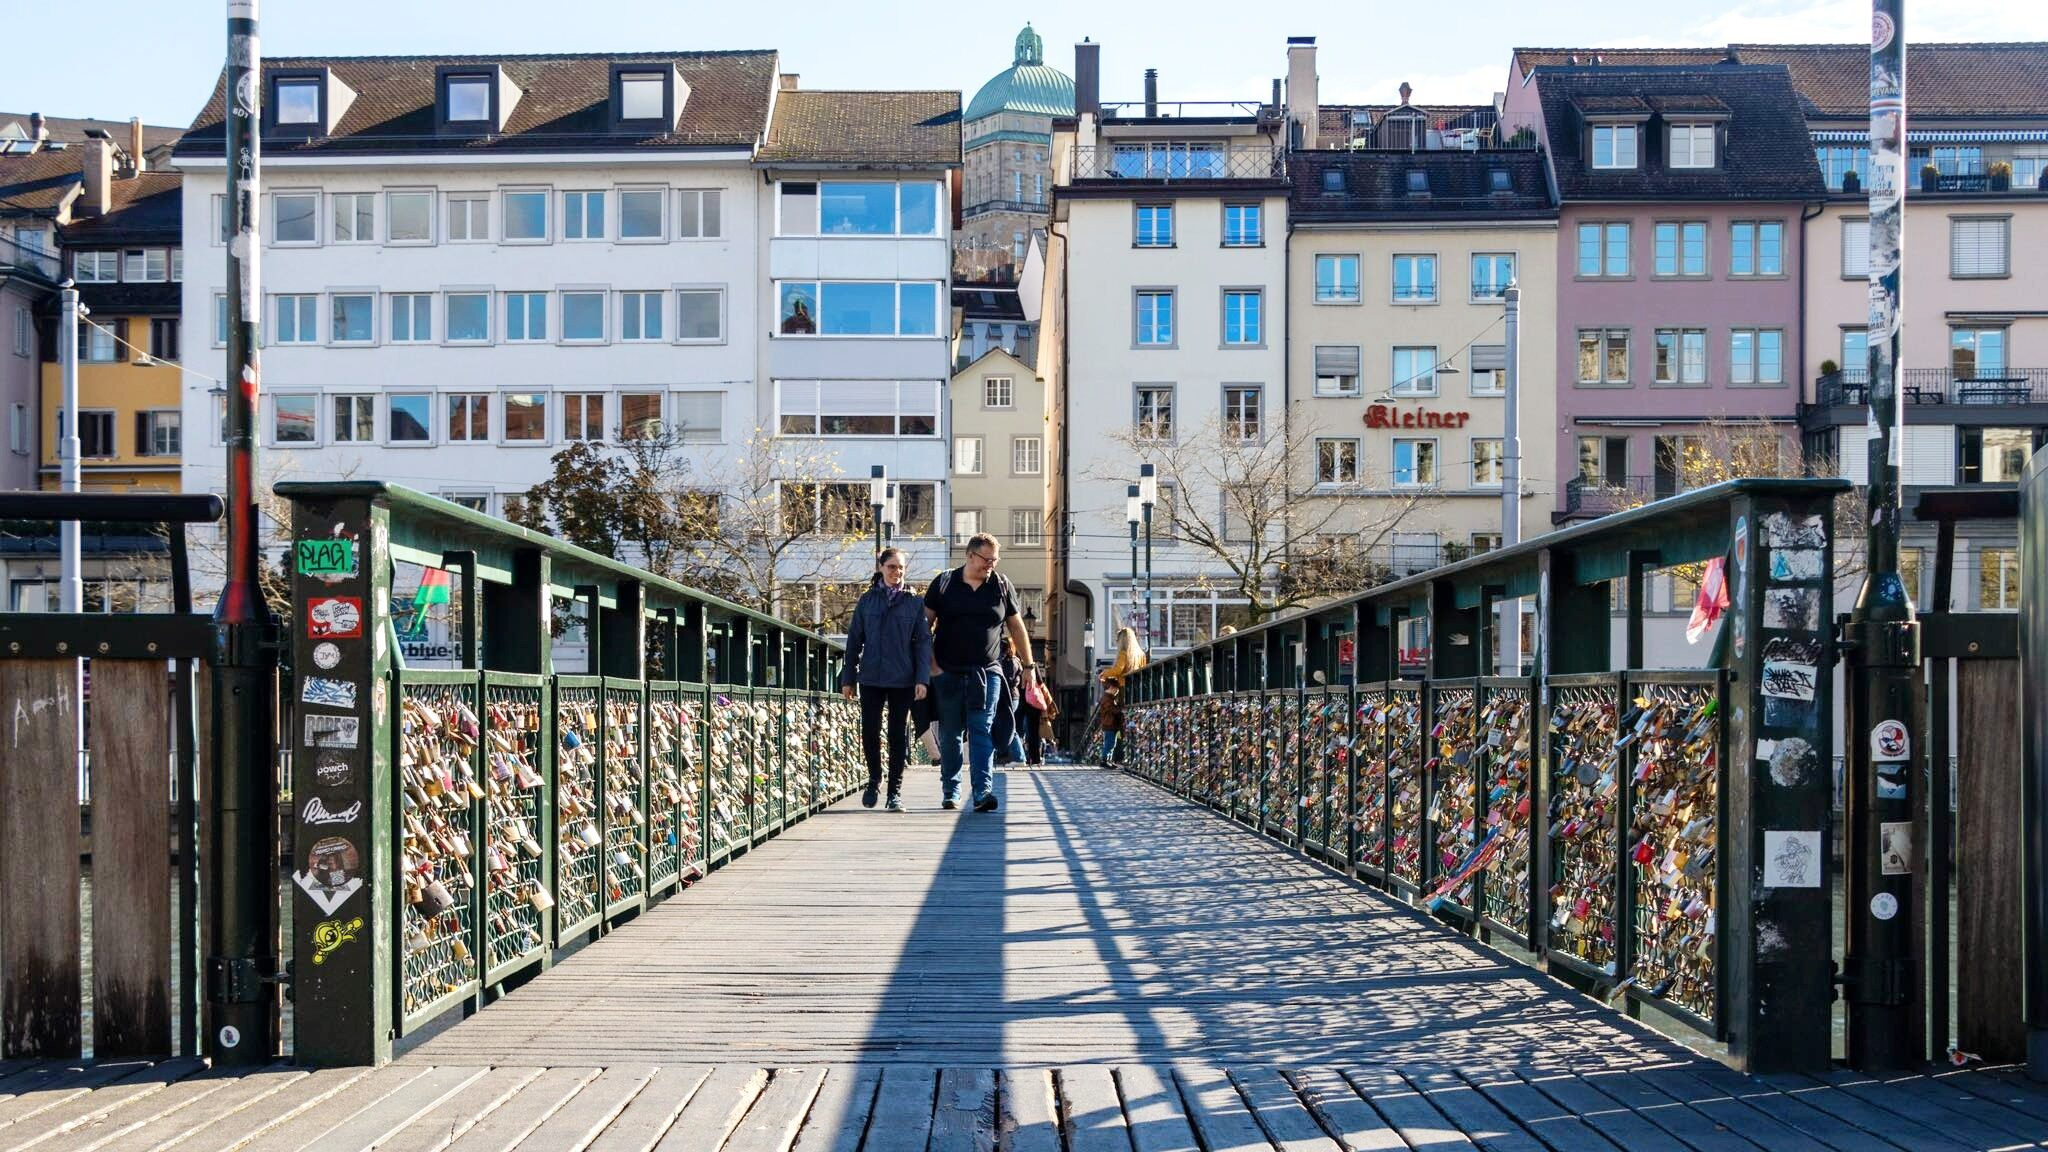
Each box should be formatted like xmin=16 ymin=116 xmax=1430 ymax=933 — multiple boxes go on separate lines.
xmin=275 ymin=78 xmax=320 ymax=125
xmin=1591 ymin=123 xmax=1638 ymax=169
xmin=1391 ymin=346 xmax=1437 ymax=397
xmin=1314 ymin=254 xmax=1359 ymax=302
xmin=73 ymin=251 xmax=118 ymax=282
xmin=446 ymin=75 xmax=491 ymax=121
xmin=389 ymin=394 xmax=432 ymax=442
xmin=782 ymin=181 xmax=940 ymax=237
xmin=1960 ymin=428 xmax=2038 ymax=484
xmin=1135 ymin=205 xmax=1173 ymax=247
xmin=1135 ymin=290 xmax=1174 ymax=345
xmin=502 ymin=191 xmax=547 ymax=241
xmin=776 ymin=380 xmax=938 ymax=437
xmin=776 ymin=282 xmax=936 ymax=337
xmin=619 ymin=189 xmax=664 ymax=240
xmin=822 ymin=182 xmax=897 ymax=234
xmin=1392 ymin=254 xmax=1436 ymax=303
xmin=1471 ymin=253 xmax=1514 ymax=300
xmin=561 ymin=292 xmax=606 ymax=342
xmin=1731 ymin=328 xmax=1784 ymax=385
xmin=446 ymin=293 xmax=490 ymax=342
xmin=1223 ymin=290 xmax=1261 ymax=345
xmin=122 ymin=248 xmax=168 ymax=282
xmin=619 ymin=71 xmax=665 ymax=120
xmin=273 ymin=395 xmax=317 ymax=443
xmin=504 ymin=292 xmax=548 ymax=342
xmin=1816 ymin=145 xmax=1869 ymax=191
xmin=1951 ymin=327 xmax=2007 ymax=380
xmin=503 ymin=393 xmax=547 ymax=442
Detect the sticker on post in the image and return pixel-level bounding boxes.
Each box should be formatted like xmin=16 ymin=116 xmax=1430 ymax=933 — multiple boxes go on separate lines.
xmin=304 ymin=713 xmax=360 ymax=750
xmin=1758 ymin=736 xmax=1818 ymax=787
xmin=1871 ymin=719 xmax=1910 ymax=763
xmin=1762 ymin=829 xmax=1821 ymax=888
xmin=1762 ymin=587 xmax=1820 ymax=631
xmin=301 ymin=796 xmax=362 ymax=826
xmin=307 ymin=596 xmax=362 ymax=639
xmin=1881 ymin=820 xmax=1912 ymax=875
xmin=1769 ymin=549 xmax=1824 ymax=582
xmin=1763 ymin=512 xmax=1827 ymax=550
xmin=293 ymin=836 xmax=362 ymax=916
xmin=301 ymin=676 xmax=357 ymax=709
xmin=311 ymin=916 xmax=364 ymax=965
xmin=311 ymin=641 xmax=342 ymax=670
xmin=1871 ymin=891 xmax=1899 ymax=920
xmin=1764 ymin=695 xmax=1817 ymax=729
xmin=295 ymin=537 xmax=357 ymax=579
xmin=314 ymin=755 xmax=352 ymax=788
xmin=1876 ymin=763 xmax=1908 ymax=800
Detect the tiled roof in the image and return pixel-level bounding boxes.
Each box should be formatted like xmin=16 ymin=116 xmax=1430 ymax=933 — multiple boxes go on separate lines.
xmin=1574 ymin=95 xmax=1652 ymax=115
xmin=0 ymin=150 xmax=83 ymax=214
xmin=175 ymin=52 xmax=779 ymax=157
xmin=1532 ymin=65 xmax=1824 ymax=201
xmin=1515 ymin=47 xmax=1730 ymax=76
xmin=0 ymin=113 xmax=185 ymax=164
xmin=61 ymin=172 xmax=182 ymax=244
xmin=1288 ymin=149 xmax=1554 ymax=223
xmin=759 ymin=90 xmax=961 ymax=166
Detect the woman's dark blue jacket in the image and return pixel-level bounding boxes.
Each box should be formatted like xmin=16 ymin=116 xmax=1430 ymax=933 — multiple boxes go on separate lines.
xmin=839 ymin=582 xmax=933 ymax=690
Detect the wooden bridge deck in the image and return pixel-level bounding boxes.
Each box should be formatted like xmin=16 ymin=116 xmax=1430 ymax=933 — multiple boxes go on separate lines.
xmin=9 ymin=766 xmax=2048 ymax=1150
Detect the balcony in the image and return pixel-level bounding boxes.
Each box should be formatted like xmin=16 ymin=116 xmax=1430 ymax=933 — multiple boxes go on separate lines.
xmin=1069 ymin=142 xmax=1286 ymax=183
xmin=1814 ymin=368 xmax=2048 ymax=408
xmin=1560 ymin=474 xmax=1659 ymax=520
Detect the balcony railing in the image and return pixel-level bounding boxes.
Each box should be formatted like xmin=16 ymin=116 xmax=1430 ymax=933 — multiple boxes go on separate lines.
xmin=1816 ymin=368 xmax=2048 ymax=406
xmin=1561 ymin=474 xmax=1660 ymax=519
xmin=1070 ymin=143 xmax=1286 ymax=182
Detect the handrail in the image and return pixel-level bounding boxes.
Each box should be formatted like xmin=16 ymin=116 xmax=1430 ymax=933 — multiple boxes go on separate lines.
xmin=0 ymin=492 xmax=225 ymax=523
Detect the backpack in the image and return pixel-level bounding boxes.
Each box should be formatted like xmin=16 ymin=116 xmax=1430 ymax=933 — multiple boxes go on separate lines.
xmin=933 ymin=565 xmax=1014 ymax=606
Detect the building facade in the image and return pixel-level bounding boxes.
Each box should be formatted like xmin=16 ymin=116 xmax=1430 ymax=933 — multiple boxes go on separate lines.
xmin=0 ymin=143 xmax=68 ymax=493
xmin=948 ymin=346 xmax=1052 ymax=656
xmin=959 ymin=26 xmax=1072 ymax=281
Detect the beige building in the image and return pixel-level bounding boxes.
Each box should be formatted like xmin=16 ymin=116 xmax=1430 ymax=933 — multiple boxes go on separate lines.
xmin=947 ymin=346 xmax=1053 ymax=654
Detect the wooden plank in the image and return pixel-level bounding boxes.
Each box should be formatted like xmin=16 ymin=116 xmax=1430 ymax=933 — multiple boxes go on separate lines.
xmin=0 ymin=1059 xmax=202 ymax=1152
xmin=788 ymin=1068 xmax=880 ymax=1152
xmin=1 ymin=661 xmax=83 ymax=1058
xmin=997 ymin=1068 xmax=1061 ymax=1152
xmin=649 ymin=1066 xmax=766 ymax=1152
xmin=924 ymin=1068 xmax=994 ymax=1152
xmin=1948 ymin=1068 xmax=2048 ymax=1126
xmin=1455 ymin=1069 xmax=1624 ymax=1152
xmin=1757 ymin=1075 xmax=1971 ymax=1152
xmin=1114 ymin=1066 xmax=1200 ymax=1152
xmin=1633 ymin=1069 xmax=1834 ymax=1152
xmin=1345 ymin=1068 xmax=1481 ymax=1152
xmin=1578 ymin=1069 xmax=1762 ymax=1152
xmin=858 ymin=1066 xmax=935 ymax=1152
xmin=1286 ymin=1068 xmax=1406 ymax=1152
xmin=1675 ymin=1066 xmax=1907 ymax=1152
xmin=1816 ymin=1069 xmax=2047 ymax=1149
xmin=1172 ymin=1066 xmax=1271 ymax=1152
xmin=88 ymin=661 xmax=172 ymax=1059
xmin=248 ymin=1066 xmax=483 ymax=1152
xmin=0 ymin=1063 xmax=151 ymax=1132
xmin=584 ymin=1065 xmax=711 ymax=1152
xmin=35 ymin=1065 xmax=248 ymax=1152
xmin=1512 ymin=1072 xmax=1679 ymax=1152
xmin=1057 ymin=1065 xmax=1132 ymax=1152
xmin=510 ymin=1065 xmax=658 ymax=1152
xmin=1398 ymin=1069 xmax=1544 ymax=1152
xmin=377 ymin=1066 xmax=543 ymax=1152
xmin=1229 ymin=1067 xmax=1338 ymax=1152
xmin=85 ymin=1067 xmax=356 ymax=1152
xmin=1956 ymin=660 xmax=2025 ymax=1062
xmin=441 ymin=1067 xmax=601 ymax=1152
xmin=230 ymin=1066 xmax=436 ymax=1152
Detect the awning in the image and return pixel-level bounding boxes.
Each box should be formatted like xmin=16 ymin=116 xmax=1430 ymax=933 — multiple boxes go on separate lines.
xmin=1811 ymin=129 xmax=2048 ymax=143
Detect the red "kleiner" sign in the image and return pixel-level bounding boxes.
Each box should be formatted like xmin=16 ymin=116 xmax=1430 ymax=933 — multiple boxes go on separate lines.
xmin=1364 ymin=405 xmax=1471 ymax=429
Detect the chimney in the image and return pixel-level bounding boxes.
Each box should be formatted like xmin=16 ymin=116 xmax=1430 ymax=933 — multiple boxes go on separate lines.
xmin=1074 ymin=38 xmax=1100 ymax=119
xmin=1286 ymin=36 xmax=1319 ymax=149
xmin=1399 ymin=81 xmax=1412 ymax=106
xmin=28 ymin=111 xmax=47 ymax=151
xmin=81 ymin=128 xmax=115 ymax=215
xmin=779 ymin=73 xmax=799 ymax=92
xmin=1143 ymin=68 xmax=1158 ymax=117
xmin=128 ymin=116 xmax=146 ymax=174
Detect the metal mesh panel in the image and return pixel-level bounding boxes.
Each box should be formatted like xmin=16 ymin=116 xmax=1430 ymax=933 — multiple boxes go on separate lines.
xmin=1386 ymin=687 xmax=1424 ymax=886
xmin=1549 ymin=682 xmax=1620 ymax=972
xmin=483 ymin=683 xmax=547 ymax=974
xmin=1627 ymin=680 xmax=1721 ymax=1023
xmin=708 ymin=692 xmax=749 ymax=852
xmin=554 ymin=686 xmax=603 ymax=930
xmin=602 ymin=687 xmax=646 ymax=909
xmin=1354 ymin=690 xmax=1390 ymax=871
xmin=647 ymin=690 xmax=684 ymax=888
xmin=397 ymin=681 xmax=480 ymax=1022
xmin=1428 ymin=687 xmax=1480 ymax=910
xmin=1480 ymin=686 xmax=1534 ymax=934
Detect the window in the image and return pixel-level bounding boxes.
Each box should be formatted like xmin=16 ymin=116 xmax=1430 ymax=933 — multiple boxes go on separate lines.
xmin=1730 ymin=221 xmax=1783 ymax=277
xmin=1135 ymin=386 xmax=1174 ymax=441
xmin=2017 ymin=152 xmax=2048 ymax=191
xmin=562 ymin=190 xmax=605 ymax=240
xmin=84 ymin=323 xmax=117 ymax=362
xmin=330 ymin=293 xmax=374 ymax=343
xmin=12 ymin=307 xmax=27 ymax=357
xmin=1841 ymin=218 xmax=1870 ymax=278
xmin=1591 ymin=123 xmax=1638 ymax=169
xmin=1489 ymin=169 xmax=1513 ymax=193
xmin=1816 ymin=145 xmax=1870 ymax=191
xmin=503 ymin=393 xmax=547 ymax=442
xmin=1469 ymin=345 xmax=1506 ymax=396
xmin=1471 ymin=253 xmax=1514 ymax=300
xmin=1391 ymin=346 xmax=1437 ymax=397
xmin=619 ymin=71 xmax=665 ymax=120
xmin=389 ymin=394 xmax=432 ymax=442
xmin=563 ymin=393 xmax=605 ymax=442
xmin=774 ymin=381 xmax=936 ymax=437
xmin=1321 ymin=168 xmax=1346 ymax=193
xmin=1134 ymin=204 xmax=1174 ymax=247
xmin=954 ymin=435 xmax=984 ymax=475
xmin=1951 ymin=327 xmax=2007 ymax=380
xmin=273 ymin=192 xmax=318 ymax=244
xmin=1669 ymin=123 xmax=1715 ymax=168
xmin=675 ymin=391 xmax=723 ymax=443
xmin=1841 ymin=328 xmax=1868 ymax=377
xmin=560 ymin=292 xmax=606 ymax=342
xmin=1315 ymin=254 xmax=1360 ymax=302
xmin=332 ymin=395 xmax=374 ymax=442
xmin=1222 ymin=289 xmax=1262 ymax=345
xmin=983 ymin=376 xmax=1013 ymax=409
xmin=1980 ymin=548 xmax=2019 ymax=610
xmin=1577 ymin=329 xmax=1630 ymax=385
xmin=778 ymin=180 xmax=941 ymax=237
xmin=675 ymin=189 xmax=721 ymax=239
xmin=677 ymin=289 xmax=723 ymax=341
xmin=952 ymin=510 xmax=983 ymax=546
xmin=1730 ymin=328 xmax=1784 ymax=385
xmin=1223 ymin=386 xmax=1263 ymax=442
xmin=214 ymin=295 xmax=228 ymax=346
xmin=275 ymin=77 xmax=320 ymax=125
xmin=446 ymin=292 xmax=490 ymax=342
xmin=329 ymin=193 xmax=374 ymax=243
xmin=1315 ymin=438 xmax=1358 ymax=485
xmin=776 ymin=281 xmax=937 ymax=337
xmin=1578 ymin=222 xmax=1630 ymax=277
xmin=1654 ymin=221 xmax=1707 ymax=277
xmin=13 ymin=403 xmax=34 ymax=451
xmin=122 ymin=248 xmax=168 ymax=282
xmin=504 ymin=293 xmax=548 ymax=342
xmin=1472 ymin=439 xmax=1503 ymax=486
xmin=1012 ymin=435 xmax=1042 ymax=475
xmin=388 ymin=191 xmax=432 ymax=243
xmin=1314 ymin=345 xmax=1360 ymax=396
xmin=1405 ymin=169 xmax=1430 ymax=194
xmin=620 ymin=291 xmax=664 ymax=341
xmin=1135 ymin=290 xmax=1174 ymax=345
xmin=273 ymin=395 xmax=317 ymax=444
xmin=1392 ymin=439 xmax=1437 ymax=486
xmin=1579 ymin=435 xmax=1628 ymax=484
xmin=1223 ymin=203 xmax=1262 ymax=246
xmin=1959 ymin=428 xmax=2037 ymax=484
xmin=77 ymin=410 xmax=116 ymax=457
xmin=73 ymin=251 xmax=118 ymax=282
xmin=1471 ymin=533 xmax=1503 ymax=554
xmin=1392 ymin=254 xmax=1436 ymax=303
xmin=1919 ymin=145 xmax=1984 ymax=176
xmin=446 ymin=74 xmax=491 ymax=122
xmin=446 ymin=194 xmax=489 ymax=242
xmin=1951 ymin=217 xmax=2011 ymax=278
xmin=171 ymin=250 xmax=182 ymax=282
xmin=274 ymin=295 xmax=319 ymax=343
xmin=1654 ymin=435 xmax=1704 ymax=498
xmin=496 ymin=190 xmax=546 ymax=242
xmin=618 ymin=393 xmax=662 ymax=440
xmin=1653 ymin=328 xmax=1707 ymax=385
xmin=1899 ymin=548 xmax=1924 ymax=608
xmin=618 ymin=188 xmax=664 ymax=240
xmin=1009 ymin=509 xmax=1043 ymax=547
xmin=389 ymin=294 xmax=432 ymax=343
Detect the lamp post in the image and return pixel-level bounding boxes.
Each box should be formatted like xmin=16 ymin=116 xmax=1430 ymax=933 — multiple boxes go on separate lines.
xmin=1126 ymin=484 xmax=1142 ymax=645
xmin=868 ymin=464 xmax=887 ymax=558
xmin=1138 ymin=464 xmax=1157 ymax=656
xmin=1500 ymin=280 xmax=1523 ymax=676
xmin=881 ymin=482 xmax=899 ymax=547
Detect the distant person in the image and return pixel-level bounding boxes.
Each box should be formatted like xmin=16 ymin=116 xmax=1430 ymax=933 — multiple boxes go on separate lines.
xmin=926 ymin=533 xmax=1039 ymax=812
xmin=993 ymin=635 xmax=1028 ymax=765
xmin=1095 ymin=626 xmax=1147 ymax=765
xmin=840 ymin=548 xmax=930 ymax=811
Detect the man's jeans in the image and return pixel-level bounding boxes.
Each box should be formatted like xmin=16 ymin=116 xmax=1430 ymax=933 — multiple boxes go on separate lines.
xmin=934 ymin=668 xmax=1001 ymax=800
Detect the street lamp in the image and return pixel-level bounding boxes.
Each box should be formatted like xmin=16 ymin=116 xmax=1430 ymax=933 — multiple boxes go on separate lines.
xmin=1125 ymin=484 xmax=1142 ymax=646
xmin=1138 ymin=464 xmax=1157 ymax=656
xmin=868 ymin=464 xmax=887 ymax=557
xmin=1500 ymin=280 xmax=1523 ymax=677
xmin=881 ymin=482 xmax=899 ymax=546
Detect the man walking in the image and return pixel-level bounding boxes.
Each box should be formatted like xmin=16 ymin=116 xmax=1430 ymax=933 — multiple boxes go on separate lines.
xmin=926 ymin=533 xmax=1039 ymax=812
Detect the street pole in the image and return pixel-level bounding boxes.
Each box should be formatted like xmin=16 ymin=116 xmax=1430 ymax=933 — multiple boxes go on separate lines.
xmin=59 ymin=286 xmax=81 ymax=612
xmin=1126 ymin=484 xmax=1141 ymax=648
xmin=869 ymin=464 xmax=886 ymax=560
xmin=1845 ymin=0 xmax=1921 ymax=1070
xmin=208 ymin=0 xmax=280 ymax=1066
xmin=1500 ymin=281 xmax=1522 ymax=676
xmin=1139 ymin=463 xmax=1156 ymax=658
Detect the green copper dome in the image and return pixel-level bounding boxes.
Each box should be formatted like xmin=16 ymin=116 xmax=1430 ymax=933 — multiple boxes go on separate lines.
xmin=966 ymin=24 xmax=1075 ymax=122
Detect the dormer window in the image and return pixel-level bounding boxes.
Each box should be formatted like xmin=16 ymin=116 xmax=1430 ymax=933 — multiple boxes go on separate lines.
xmin=1321 ymin=168 xmax=1345 ymax=194
xmin=619 ymin=72 xmax=665 ymax=120
xmin=1591 ymin=123 xmax=1638 ymax=169
xmin=1669 ymin=123 xmax=1716 ymax=169
xmin=275 ymin=79 xmax=320 ymax=125
xmin=1488 ymin=169 xmax=1512 ymax=193
xmin=446 ymin=74 xmax=491 ymax=122
xmin=1404 ymin=170 xmax=1429 ymax=195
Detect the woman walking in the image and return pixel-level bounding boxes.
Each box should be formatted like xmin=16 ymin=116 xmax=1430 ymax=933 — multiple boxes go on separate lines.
xmin=1095 ymin=626 xmax=1147 ymax=765
xmin=840 ymin=548 xmax=932 ymax=810
xmin=993 ymin=635 xmax=1028 ymax=765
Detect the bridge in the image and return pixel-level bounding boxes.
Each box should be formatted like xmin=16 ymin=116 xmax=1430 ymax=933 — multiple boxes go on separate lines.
xmin=2 ymin=474 xmax=2047 ymax=1150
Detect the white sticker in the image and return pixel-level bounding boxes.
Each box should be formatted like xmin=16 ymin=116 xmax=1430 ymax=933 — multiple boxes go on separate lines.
xmin=1871 ymin=719 xmax=1910 ymax=763
xmin=1871 ymin=891 xmax=1899 ymax=920
xmin=304 ymin=713 xmax=360 ymax=749
xmin=1763 ymin=830 xmax=1822 ymax=888
xmin=312 ymin=642 xmax=341 ymax=670
xmin=1769 ymin=549 xmax=1824 ymax=582
xmin=301 ymin=677 xmax=357 ymax=709
xmin=218 ymin=1024 xmax=241 ymax=1049
xmin=1763 ymin=512 xmax=1827 ymax=550
xmin=1881 ymin=820 xmax=1912 ymax=875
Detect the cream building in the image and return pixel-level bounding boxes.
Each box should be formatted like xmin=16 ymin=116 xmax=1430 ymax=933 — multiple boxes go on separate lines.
xmin=947 ymin=345 xmax=1053 ymax=656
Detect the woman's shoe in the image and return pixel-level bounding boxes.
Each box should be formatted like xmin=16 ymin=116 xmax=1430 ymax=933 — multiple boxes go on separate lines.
xmin=886 ymin=794 xmax=904 ymax=812
xmin=862 ymin=783 xmax=879 ymax=808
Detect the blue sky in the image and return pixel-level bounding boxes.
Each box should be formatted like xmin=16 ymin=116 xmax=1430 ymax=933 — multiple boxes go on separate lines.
xmin=4 ymin=0 xmax=2043 ymax=129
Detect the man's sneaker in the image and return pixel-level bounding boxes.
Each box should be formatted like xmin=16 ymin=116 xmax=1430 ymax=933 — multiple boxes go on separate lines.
xmin=974 ymin=792 xmax=999 ymax=813
xmin=861 ymin=783 xmax=879 ymax=809
xmin=886 ymin=794 xmax=904 ymax=812
xmin=941 ymin=794 xmax=960 ymax=810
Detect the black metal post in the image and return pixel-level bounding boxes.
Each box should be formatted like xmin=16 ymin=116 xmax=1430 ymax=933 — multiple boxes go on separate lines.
xmin=2022 ymin=455 xmax=2048 ymax=1079
xmin=1845 ymin=0 xmax=1923 ymax=1070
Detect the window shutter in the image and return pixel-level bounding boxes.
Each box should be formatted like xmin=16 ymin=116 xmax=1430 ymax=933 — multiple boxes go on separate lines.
xmin=1314 ymin=345 xmax=1361 ymax=376
xmin=1835 ymin=433 xmax=1868 ymax=483
xmin=1900 ymin=426 xmax=1956 ymax=486
xmin=112 ymin=318 xmax=129 ymax=361
xmin=1470 ymin=344 xmax=1507 ymax=371
xmin=1950 ymin=218 xmax=2009 ymax=277
xmin=1841 ymin=219 xmax=1870 ymax=278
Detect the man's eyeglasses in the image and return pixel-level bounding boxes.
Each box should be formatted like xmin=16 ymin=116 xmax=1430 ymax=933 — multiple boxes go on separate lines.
xmin=968 ymin=550 xmax=997 ymax=565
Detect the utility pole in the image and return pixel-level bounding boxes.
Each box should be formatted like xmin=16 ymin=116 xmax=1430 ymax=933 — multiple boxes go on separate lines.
xmin=1139 ymin=463 xmax=1156 ymax=658
xmin=59 ymin=284 xmax=85 ymax=784
xmin=1500 ymin=282 xmax=1522 ymax=676
xmin=1845 ymin=0 xmax=1921 ymax=1069
xmin=208 ymin=0 xmax=280 ymax=1067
